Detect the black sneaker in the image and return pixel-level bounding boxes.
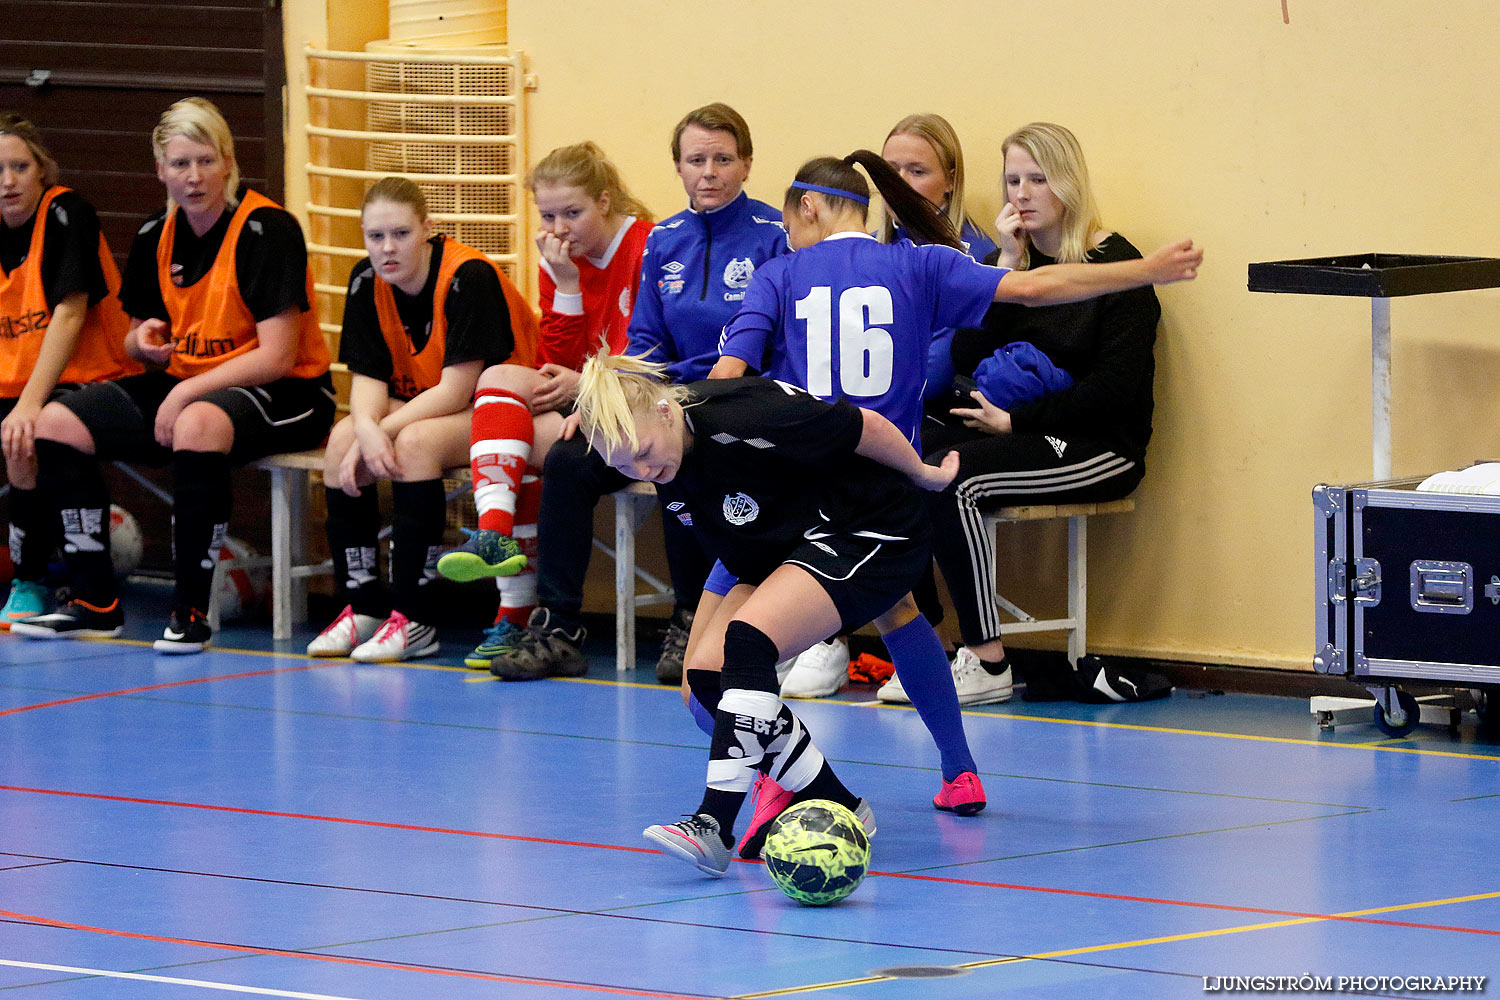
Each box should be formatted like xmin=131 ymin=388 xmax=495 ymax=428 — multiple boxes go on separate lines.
xmin=154 ymin=607 xmax=213 ymax=654
xmin=10 ymin=598 xmax=124 ymax=639
xmin=490 ymin=608 xmax=587 ymax=681
xmin=655 ymin=608 xmax=693 ymax=685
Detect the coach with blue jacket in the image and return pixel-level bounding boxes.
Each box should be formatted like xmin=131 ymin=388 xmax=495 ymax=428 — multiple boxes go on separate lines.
xmin=628 ymin=121 xmax=788 ymax=382
xmin=488 ymin=103 xmax=790 ymax=684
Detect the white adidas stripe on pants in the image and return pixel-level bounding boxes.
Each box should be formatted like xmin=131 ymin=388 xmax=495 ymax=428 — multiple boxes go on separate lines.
xmin=952 ymin=451 xmax=1137 ymax=642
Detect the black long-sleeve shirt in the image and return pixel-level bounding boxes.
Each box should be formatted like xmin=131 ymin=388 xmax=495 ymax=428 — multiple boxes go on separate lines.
xmin=953 ymin=232 xmax=1160 ymax=461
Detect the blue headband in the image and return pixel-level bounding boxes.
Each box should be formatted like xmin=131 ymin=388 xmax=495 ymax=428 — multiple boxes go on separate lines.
xmin=790 ymin=180 xmax=870 ymax=205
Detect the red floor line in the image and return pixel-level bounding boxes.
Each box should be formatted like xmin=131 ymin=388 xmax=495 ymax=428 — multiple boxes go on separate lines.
xmin=4 ymin=783 xmax=1494 ymax=939
xmin=0 ymin=663 xmax=342 ymax=717
xmin=873 ymin=871 xmax=1500 ymax=936
xmin=0 ymin=784 xmax=660 ymax=855
xmin=0 ymin=908 xmax=717 ymax=999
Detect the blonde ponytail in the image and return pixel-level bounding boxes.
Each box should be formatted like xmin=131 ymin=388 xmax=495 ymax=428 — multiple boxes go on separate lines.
xmin=575 ymin=351 xmax=691 ymax=455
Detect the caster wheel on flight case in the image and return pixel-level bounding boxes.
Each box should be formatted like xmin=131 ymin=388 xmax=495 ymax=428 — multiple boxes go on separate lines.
xmin=1372 ymin=688 xmax=1420 ymax=738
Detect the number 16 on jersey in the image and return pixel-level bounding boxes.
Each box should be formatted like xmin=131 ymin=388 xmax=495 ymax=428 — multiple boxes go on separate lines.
xmin=795 ymin=285 xmax=896 ymax=398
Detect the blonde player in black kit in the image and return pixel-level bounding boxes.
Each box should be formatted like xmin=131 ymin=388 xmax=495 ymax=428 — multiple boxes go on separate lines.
xmin=572 ymin=353 xmax=962 ymax=875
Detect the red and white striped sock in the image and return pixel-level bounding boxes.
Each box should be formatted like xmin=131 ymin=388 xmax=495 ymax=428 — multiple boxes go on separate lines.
xmin=470 ymin=387 xmax=532 ymax=535
xmin=494 ymin=474 xmax=540 ymax=625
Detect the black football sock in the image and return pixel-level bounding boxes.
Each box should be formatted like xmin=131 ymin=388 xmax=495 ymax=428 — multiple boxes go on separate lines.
xmin=390 ymin=478 xmax=445 ymax=623
xmin=698 ymin=686 xmax=784 ymax=846
xmin=324 ymin=486 xmax=384 ymax=617
xmin=7 ymin=485 xmax=48 ymax=582
xmin=734 ymin=701 xmax=859 ymax=861
xmin=697 ymin=620 xmax=805 ymax=843
xmin=172 ymin=450 xmax=232 ymax=613
xmin=981 ymin=654 xmax=1012 ymax=677
xmin=761 ymin=703 xmax=859 ymax=810
xmin=790 ymin=761 xmax=861 ymax=812
xmin=36 ymin=440 xmax=115 ymax=607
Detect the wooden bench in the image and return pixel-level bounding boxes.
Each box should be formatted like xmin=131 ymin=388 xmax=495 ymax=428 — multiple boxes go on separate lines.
xmin=608 ymin=481 xmax=671 ymax=672
xmin=984 ymin=499 xmax=1136 ymax=664
xmin=247 ymin=450 xmax=665 ymax=673
xmin=247 ymin=449 xmax=328 ymax=639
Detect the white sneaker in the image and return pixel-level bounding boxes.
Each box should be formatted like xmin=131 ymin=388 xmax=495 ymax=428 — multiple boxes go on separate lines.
xmin=950 ymin=647 xmax=1014 ymax=705
xmin=877 ymin=648 xmax=1014 ymax=705
xmin=307 ymin=605 xmax=382 ymax=657
xmin=350 ymin=610 xmax=439 ymax=663
xmin=779 ymin=637 xmax=849 ymax=698
xmin=775 ymin=656 xmax=797 ymax=685
xmin=875 ymin=673 xmax=910 ymax=703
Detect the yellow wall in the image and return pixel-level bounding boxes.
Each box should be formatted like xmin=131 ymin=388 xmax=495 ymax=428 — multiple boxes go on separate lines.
xmin=285 ymin=0 xmax=1500 ymax=670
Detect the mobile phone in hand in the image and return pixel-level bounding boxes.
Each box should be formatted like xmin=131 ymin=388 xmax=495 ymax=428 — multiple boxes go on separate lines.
xmin=949 ymin=374 xmax=980 ymax=409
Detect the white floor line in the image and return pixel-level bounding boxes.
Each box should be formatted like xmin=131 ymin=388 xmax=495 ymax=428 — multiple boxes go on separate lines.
xmin=0 ymin=958 xmax=369 ymax=999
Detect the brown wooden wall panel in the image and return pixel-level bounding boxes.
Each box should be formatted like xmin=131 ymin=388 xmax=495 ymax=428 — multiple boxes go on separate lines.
xmin=0 ymin=0 xmax=283 ymax=278
xmin=0 ymin=3 xmax=263 ymax=46
xmin=1 ymin=78 xmax=273 ymax=268
xmin=0 ymin=0 xmax=284 ymax=571
xmin=0 ymin=43 xmax=264 ymax=84
xmin=0 ymin=85 xmax=265 ymax=133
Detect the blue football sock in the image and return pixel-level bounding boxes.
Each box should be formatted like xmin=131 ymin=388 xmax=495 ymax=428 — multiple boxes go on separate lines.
xmin=687 ymin=693 xmax=716 ymax=736
xmin=884 ymin=614 xmax=977 ymax=781
xmin=685 ymin=668 xmax=721 ymax=737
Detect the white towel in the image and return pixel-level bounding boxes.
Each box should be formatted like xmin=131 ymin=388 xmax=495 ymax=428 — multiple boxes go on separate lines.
xmin=1416 ymin=462 xmax=1500 ymax=494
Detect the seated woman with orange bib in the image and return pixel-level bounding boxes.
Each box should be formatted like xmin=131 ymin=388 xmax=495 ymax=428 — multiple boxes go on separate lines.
xmin=13 ymin=98 xmax=334 ymax=652
xmin=0 ymin=113 xmax=138 ymax=625
xmin=305 ymin=177 xmax=538 ymax=662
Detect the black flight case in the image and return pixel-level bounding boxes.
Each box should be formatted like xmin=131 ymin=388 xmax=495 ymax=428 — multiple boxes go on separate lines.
xmin=1313 ymin=477 xmax=1500 ymax=736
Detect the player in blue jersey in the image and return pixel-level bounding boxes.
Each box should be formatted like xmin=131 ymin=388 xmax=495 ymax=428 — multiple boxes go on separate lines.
xmin=684 ymin=150 xmax=1200 ymax=850
xmin=769 ymin=114 xmax=998 ymax=698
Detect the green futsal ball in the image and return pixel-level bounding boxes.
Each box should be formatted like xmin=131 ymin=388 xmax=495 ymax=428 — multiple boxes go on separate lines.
xmin=761 ymin=799 xmax=869 ymax=906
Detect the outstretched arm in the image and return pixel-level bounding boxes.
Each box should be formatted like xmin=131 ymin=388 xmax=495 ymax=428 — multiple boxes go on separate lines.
xmin=995 ymin=238 xmax=1201 ymax=306
xmin=854 ymin=407 xmax=959 ymax=492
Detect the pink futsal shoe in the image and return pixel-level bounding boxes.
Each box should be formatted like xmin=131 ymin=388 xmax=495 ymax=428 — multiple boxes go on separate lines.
xmin=350 ymin=610 xmax=439 ymax=663
xmin=736 ymin=773 xmax=795 ymax=860
xmin=306 ymin=605 xmax=381 ymax=657
xmin=933 ymin=771 xmax=987 ymax=815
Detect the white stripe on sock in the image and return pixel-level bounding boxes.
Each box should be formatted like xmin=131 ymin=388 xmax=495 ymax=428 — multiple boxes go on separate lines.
xmin=470 ymin=439 xmax=530 ymax=462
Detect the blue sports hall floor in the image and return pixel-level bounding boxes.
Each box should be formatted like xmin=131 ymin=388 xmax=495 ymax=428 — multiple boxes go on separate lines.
xmin=1 ymin=582 xmax=1496 ymax=998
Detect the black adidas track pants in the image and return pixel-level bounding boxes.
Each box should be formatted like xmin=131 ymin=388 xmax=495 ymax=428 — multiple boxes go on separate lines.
xmin=923 ymin=422 xmax=1144 ymax=648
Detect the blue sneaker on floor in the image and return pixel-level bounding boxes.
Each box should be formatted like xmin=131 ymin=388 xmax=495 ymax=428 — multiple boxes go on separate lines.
xmin=1 ymin=579 xmax=50 ymax=629
xmin=464 ymin=619 xmax=527 ymax=669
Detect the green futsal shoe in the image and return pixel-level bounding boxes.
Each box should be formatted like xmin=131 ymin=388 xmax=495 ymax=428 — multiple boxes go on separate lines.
xmin=464 ymin=619 xmax=527 ymax=669
xmin=436 ymin=528 xmax=527 ymax=583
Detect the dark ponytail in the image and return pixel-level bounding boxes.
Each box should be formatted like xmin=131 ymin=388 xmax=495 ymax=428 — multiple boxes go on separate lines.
xmin=843 ymin=150 xmax=962 ymax=250
xmin=784 ymin=152 xmax=963 ymax=251
xmin=783 ymin=157 xmax=870 ymax=217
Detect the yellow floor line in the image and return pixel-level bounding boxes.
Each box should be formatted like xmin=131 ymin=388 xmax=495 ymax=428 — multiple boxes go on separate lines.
xmin=731 ymin=889 xmax=1500 ymax=998
xmin=62 ymin=636 xmax=1500 ymax=761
